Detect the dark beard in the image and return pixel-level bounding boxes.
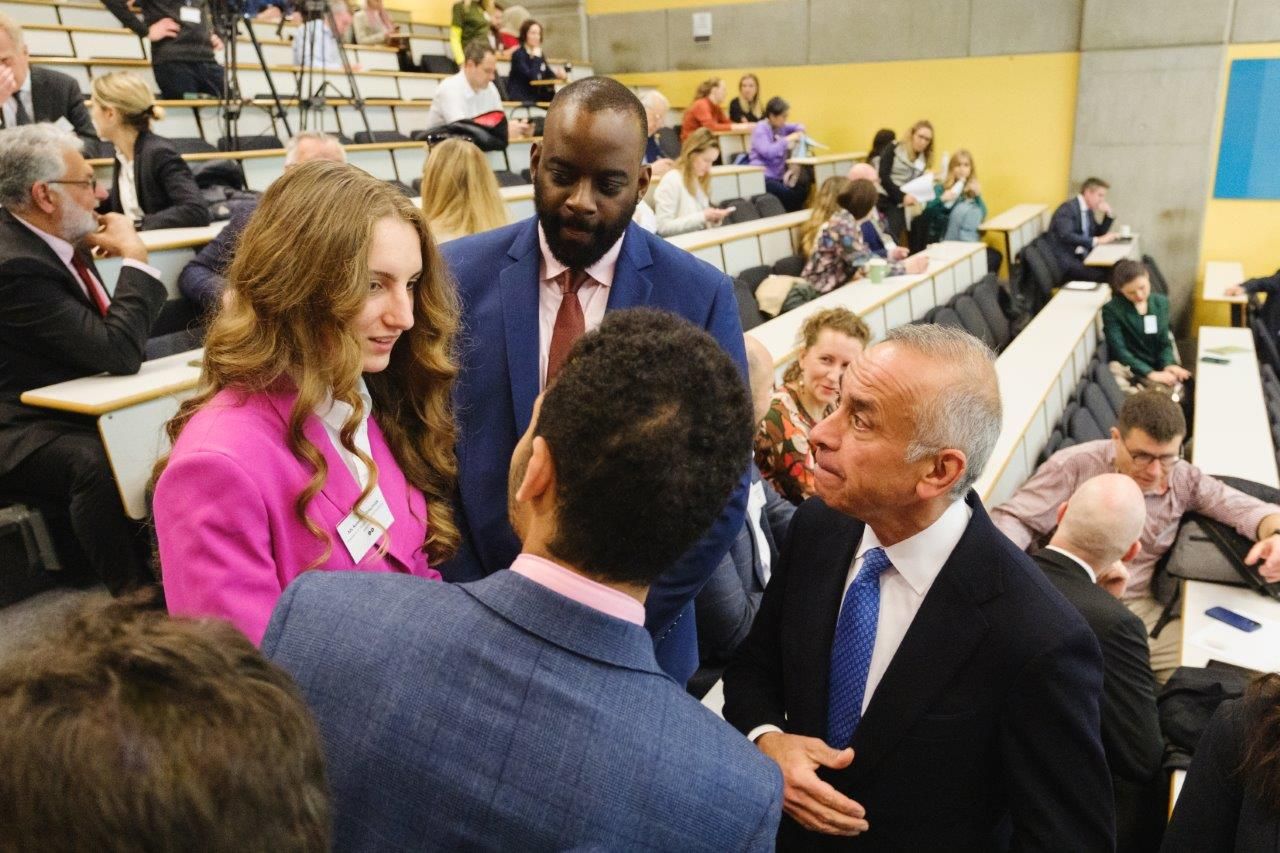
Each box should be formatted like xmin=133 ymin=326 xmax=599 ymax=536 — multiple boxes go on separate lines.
xmin=535 ymin=183 xmax=637 ymax=271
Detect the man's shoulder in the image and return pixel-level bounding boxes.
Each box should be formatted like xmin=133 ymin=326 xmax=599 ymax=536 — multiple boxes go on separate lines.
xmin=441 ymin=219 xmax=528 ymax=278
xmin=1033 ymin=551 xmax=1136 ymax=634
xmin=1045 ymin=438 xmax=1111 ymax=472
xmin=632 ymin=224 xmax=730 ymax=293
xmin=29 ymin=64 xmax=76 ymax=95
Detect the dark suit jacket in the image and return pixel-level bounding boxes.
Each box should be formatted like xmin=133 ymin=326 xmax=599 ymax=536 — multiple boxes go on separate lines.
xmin=101 ymin=131 xmax=210 ymax=231
xmin=1048 ymin=196 xmax=1113 ymax=267
xmin=1033 ymin=548 xmax=1163 ymax=784
xmin=178 ymin=198 xmax=256 ymax=312
xmin=1162 ymin=696 xmax=1280 ymax=852
xmin=723 ymin=493 xmax=1115 ymax=852
xmin=263 ymin=570 xmax=784 ymax=852
xmin=696 ymin=464 xmax=795 ymax=665
xmin=0 ymin=66 xmax=100 ymax=151
xmin=0 ymin=208 xmax=166 ymax=477
xmin=440 ymin=217 xmax=749 ymax=685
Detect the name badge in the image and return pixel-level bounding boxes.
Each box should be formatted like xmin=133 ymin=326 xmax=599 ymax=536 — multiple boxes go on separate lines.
xmin=179 ymin=5 xmax=202 ymax=24
xmin=1143 ymin=314 xmax=1158 ymax=335
xmin=336 ymin=487 xmax=395 ymax=563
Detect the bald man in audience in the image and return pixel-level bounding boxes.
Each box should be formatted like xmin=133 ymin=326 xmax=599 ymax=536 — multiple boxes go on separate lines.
xmin=178 ymin=131 xmax=347 ymax=313
xmin=846 ymin=162 xmax=908 ymax=263
xmin=640 ymin=90 xmax=674 ymax=182
xmin=1031 ymin=473 xmax=1164 ymax=852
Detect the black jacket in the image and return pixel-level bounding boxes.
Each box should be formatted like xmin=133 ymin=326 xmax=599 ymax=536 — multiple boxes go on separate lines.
xmin=0 ymin=208 xmax=166 ymax=476
xmin=723 ymin=494 xmax=1115 ymax=851
xmin=0 ymin=66 xmax=100 ymax=152
xmin=1048 ymin=197 xmax=1113 ymax=266
xmin=100 ymin=0 xmax=216 ymax=65
xmin=100 ymin=131 xmax=210 ymax=231
xmin=1033 ymin=548 xmax=1164 ymax=782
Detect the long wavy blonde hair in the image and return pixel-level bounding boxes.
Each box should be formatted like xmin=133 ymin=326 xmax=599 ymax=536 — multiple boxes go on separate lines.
xmin=155 ymin=161 xmax=460 ymax=566
xmin=676 ymin=127 xmax=718 ymax=198
xmin=420 ymin=138 xmax=507 ymax=240
xmin=799 ymin=176 xmax=849 ymax=257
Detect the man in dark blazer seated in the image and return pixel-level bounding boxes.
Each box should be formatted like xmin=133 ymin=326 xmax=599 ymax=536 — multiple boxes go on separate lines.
xmin=1031 ymin=472 xmax=1165 ymax=852
xmin=440 ymin=76 xmax=749 ymax=685
xmin=1048 ymin=176 xmax=1118 ymax=283
xmin=723 ymin=323 xmax=1114 ymax=851
xmin=264 ymin=310 xmax=784 ymax=852
xmin=0 ymin=15 xmax=100 ymax=151
xmin=0 ymin=124 xmax=167 ymax=593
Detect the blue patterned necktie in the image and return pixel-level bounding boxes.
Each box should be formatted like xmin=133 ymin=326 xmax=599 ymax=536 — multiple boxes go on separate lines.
xmin=826 ymin=546 xmax=892 ymax=748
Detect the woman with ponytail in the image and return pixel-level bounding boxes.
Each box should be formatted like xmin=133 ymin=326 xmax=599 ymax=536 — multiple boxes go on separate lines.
xmin=153 ymin=161 xmax=460 ymax=643
xmin=90 ymin=71 xmax=208 ymax=230
xmin=754 ymin=308 xmax=869 ymax=504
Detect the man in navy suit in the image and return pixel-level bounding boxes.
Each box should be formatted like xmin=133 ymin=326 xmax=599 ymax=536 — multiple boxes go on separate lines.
xmin=1048 ymin=176 xmax=1118 ymax=283
xmin=263 ymin=310 xmax=783 ymax=852
xmin=724 ymin=324 xmax=1114 ymax=851
xmin=440 ymin=76 xmax=748 ymax=684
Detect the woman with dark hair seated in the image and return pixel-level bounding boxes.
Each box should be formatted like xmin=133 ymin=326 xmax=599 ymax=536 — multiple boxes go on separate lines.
xmin=747 ymin=96 xmax=807 ymax=212
xmin=1102 ymin=258 xmax=1191 ymax=393
xmin=505 ymin=18 xmax=564 ymax=103
xmin=1163 ymin=673 xmax=1280 ymax=851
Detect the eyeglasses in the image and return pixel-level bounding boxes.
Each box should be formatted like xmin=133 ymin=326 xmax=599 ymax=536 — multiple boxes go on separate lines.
xmin=1122 ymin=445 xmax=1181 ymax=469
xmin=47 ymin=178 xmax=100 ymax=192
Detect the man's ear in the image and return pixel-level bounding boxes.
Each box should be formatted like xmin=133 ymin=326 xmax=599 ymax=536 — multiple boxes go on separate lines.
xmin=636 ymin=162 xmax=651 ymax=201
xmin=1055 ymin=501 xmax=1069 ymax=526
xmin=916 ymin=448 xmax=966 ymax=501
xmin=1122 ymin=540 xmax=1141 ymax=563
xmin=515 ymin=435 xmax=555 ymax=505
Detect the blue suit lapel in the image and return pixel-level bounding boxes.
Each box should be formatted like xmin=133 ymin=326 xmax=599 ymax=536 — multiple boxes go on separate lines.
xmin=606 ymin=224 xmax=655 ymax=310
xmin=500 ymin=219 xmax=542 ymax=436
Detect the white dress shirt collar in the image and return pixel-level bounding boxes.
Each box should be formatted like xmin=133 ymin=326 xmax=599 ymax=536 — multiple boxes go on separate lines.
xmin=315 ymin=377 xmax=376 ymax=489
xmin=536 ymin=222 xmax=625 ymax=289
xmin=856 ymin=497 xmax=974 ymax=596
xmin=1045 ymin=544 xmax=1098 ymax=584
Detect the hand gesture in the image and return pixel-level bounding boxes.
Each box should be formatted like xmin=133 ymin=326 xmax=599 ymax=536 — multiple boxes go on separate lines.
xmin=1168 ymin=364 xmax=1192 ymax=382
xmin=1095 ymin=232 xmax=1118 ymax=245
xmin=902 ymin=193 xmax=918 ymax=207
xmin=210 ymin=31 xmax=223 ymax=51
xmin=1246 ymin=535 xmax=1280 ymax=582
xmin=1145 ymin=370 xmax=1177 ymax=387
xmin=149 ymin=17 xmax=181 ymax=41
xmin=510 ymin=118 xmax=533 ymax=139
xmin=0 ymin=65 xmax=18 ymax=102
xmin=889 ymin=246 xmax=909 ymax=261
xmin=1224 ymin=285 xmax=1245 ymax=297
xmin=704 ymin=207 xmax=732 ymax=225
xmin=903 ymin=253 xmax=928 ymax=275
xmin=86 ymin=213 xmax=148 ymax=263
xmin=756 ymin=732 xmax=868 ymax=836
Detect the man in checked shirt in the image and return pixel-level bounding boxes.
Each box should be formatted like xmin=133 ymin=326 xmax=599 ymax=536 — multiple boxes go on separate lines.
xmin=993 ymin=390 xmax=1280 ymax=682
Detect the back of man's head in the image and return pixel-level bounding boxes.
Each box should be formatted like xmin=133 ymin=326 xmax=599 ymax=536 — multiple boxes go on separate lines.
xmin=743 ymin=334 xmax=774 ymax=423
xmin=284 ymin=130 xmax=348 ymax=167
xmin=1055 ymin=473 xmax=1146 ymax=570
xmin=0 ymin=593 xmax=330 ymax=853
xmin=537 ymin=309 xmax=752 ymax=585
xmin=846 ymin=162 xmax=878 ymax=184
xmin=1117 ymin=390 xmax=1185 ymax=443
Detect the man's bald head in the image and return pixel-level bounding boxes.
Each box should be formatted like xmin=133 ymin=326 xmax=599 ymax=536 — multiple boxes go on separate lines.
xmin=744 ymin=334 xmax=775 ymax=423
xmin=847 ymin=162 xmax=879 ymax=185
xmin=545 ymin=77 xmax=648 ymax=160
xmin=1052 ymin=473 xmax=1146 ymax=572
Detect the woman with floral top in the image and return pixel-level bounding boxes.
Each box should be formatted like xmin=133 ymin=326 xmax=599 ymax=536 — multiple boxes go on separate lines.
xmin=754 ymin=308 xmax=870 ymax=504
xmin=800 ymin=178 xmax=927 ymax=294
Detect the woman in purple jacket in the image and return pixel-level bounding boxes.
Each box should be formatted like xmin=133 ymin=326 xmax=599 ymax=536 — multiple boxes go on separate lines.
xmin=747 ymin=96 xmax=807 ymax=212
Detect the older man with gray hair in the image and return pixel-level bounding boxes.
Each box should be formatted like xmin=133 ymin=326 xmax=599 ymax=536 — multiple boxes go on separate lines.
xmin=1030 ymin=472 xmax=1163 ymax=851
xmin=640 ymin=89 xmax=674 ymax=181
xmin=724 ymin=323 xmax=1112 ymax=851
xmin=0 ymin=123 xmax=167 ymax=594
xmin=178 ymin=130 xmax=346 ymax=312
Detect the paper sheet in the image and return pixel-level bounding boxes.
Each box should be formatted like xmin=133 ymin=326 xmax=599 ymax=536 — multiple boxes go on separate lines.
xmin=900 ymin=172 xmax=936 ymax=203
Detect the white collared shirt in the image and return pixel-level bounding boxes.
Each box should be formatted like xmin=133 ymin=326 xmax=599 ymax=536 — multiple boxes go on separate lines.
xmin=748 ymin=497 xmax=973 ymax=744
xmin=746 ymin=479 xmax=772 ymax=585
xmin=115 ymin=153 xmax=145 ymax=223
xmin=315 ymin=378 xmax=376 ymax=490
xmin=536 ymin=222 xmax=624 ymax=390
xmin=1045 ymin=544 xmax=1098 ymax=584
xmin=1077 ymin=195 xmax=1092 ymax=253
xmin=10 ymin=211 xmax=161 ymax=301
xmin=1 ymin=72 xmax=31 ymax=129
xmin=422 ymin=70 xmax=503 ymax=129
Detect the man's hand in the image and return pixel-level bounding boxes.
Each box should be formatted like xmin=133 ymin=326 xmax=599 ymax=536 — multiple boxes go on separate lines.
xmin=1246 ymin=531 xmax=1280 ymax=582
xmin=1095 ymin=232 xmax=1118 ymax=245
xmin=889 ymin=246 xmax=909 ymax=261
xmin=1168 ymin=364 xmax=1192 ymax=382
xmin=1145 ymin=369 xmax=1177 ymax=387
xmin=902 ymin=193 xmax=918 ymax=207
xmin=210 ymin=31 xmax=223 ymax=51
xmin=86 ymin=213 xmax=148 ymax=264
xmin=510 ymin=118 xmax=533 ymax=139
xmin=1096 ymin=561 xmax=1130 ymax=599
xmin=1099 ymin=201 xmax=1113 ymax=217
xmin=903 ymin=253 xmax=929 ymax=275
xmin=148 ymin=17 xmax=181 ymax=41
xmin=756 ymin=732 xmax=868 ymax=836
xmin=0 ymin=65 xmax=18 ymax=104
xmin=1225 ymin=284 xmax=1246 ymax=297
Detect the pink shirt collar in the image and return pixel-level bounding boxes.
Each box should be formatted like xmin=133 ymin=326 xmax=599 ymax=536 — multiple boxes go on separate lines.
xmin=536 ymin=222 xmax=624 ymax=289
xmin=509 ymin=552 xmax=645 ymax=626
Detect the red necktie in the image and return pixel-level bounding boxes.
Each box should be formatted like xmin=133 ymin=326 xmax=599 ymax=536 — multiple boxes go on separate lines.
xmin=70 ymin=253 xmax=111 ymax=317
xmin=546 ymin=269 xmax=590 ymax=383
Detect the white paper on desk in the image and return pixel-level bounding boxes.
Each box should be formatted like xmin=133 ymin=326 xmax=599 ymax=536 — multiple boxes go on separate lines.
xmin=1188 ymin=621 xmax=1280 ymax=673
xmin=1062 ymin=281 xmax=1101 ymax=291
xmin=900 ymin=173 xmax=936 ymax=203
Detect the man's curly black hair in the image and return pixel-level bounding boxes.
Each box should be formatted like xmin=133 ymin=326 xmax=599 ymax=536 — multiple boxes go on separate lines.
xmin=537 ymin=308 xmax=752 ymax=585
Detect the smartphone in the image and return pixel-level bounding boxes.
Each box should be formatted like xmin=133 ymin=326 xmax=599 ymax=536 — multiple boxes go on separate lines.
xmin=1206 ymin=606 xmax=1262 ymax=632
xmin=1201 ymin=355 xmax=1230 ymax=365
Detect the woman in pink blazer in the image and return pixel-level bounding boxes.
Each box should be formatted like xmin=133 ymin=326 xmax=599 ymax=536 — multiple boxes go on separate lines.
xmin=153 ymin=161 xmax=460 ymax=643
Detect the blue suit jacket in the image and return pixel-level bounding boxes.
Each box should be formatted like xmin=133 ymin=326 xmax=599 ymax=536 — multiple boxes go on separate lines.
xmin=441 ymin=217 xmax=750 ymax=684
xmin=263 ymin=570 xmax=783 ymax=852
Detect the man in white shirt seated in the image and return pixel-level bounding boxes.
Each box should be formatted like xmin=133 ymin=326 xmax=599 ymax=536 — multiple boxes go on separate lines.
xmin=292 ymin=1 xmax=359 ymax=71
xmin=422 ymin=41 xmax=531 ymax=137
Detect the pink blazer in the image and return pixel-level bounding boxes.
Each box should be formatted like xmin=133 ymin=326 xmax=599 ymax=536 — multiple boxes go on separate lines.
xmin=154 ymin=388 xmax=441 ymax=643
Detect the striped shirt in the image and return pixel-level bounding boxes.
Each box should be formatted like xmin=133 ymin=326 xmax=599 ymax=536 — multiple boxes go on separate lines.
xmin=991 ymin=439 xmax=1280 ymax=598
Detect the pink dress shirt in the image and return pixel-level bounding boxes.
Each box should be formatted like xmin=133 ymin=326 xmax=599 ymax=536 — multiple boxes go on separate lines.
xmin=536 ymin=223 xmax=624 ymax=389
xmin=510 ymin=552 xmax=645 ymax=625
xmin=154 ymin=387 xmax=441 ymax=643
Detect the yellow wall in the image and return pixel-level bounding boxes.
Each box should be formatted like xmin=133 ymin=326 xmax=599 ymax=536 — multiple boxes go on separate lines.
xmin=1195 ymin=41 xmax=1280 ymax=329
xmin=587 ymin=0 xmax=770 ymax=12
xmin=385 ymin=0 xmax=454 ymax=24
xmin=616 ymin=52 xmax=1079 ymax=227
